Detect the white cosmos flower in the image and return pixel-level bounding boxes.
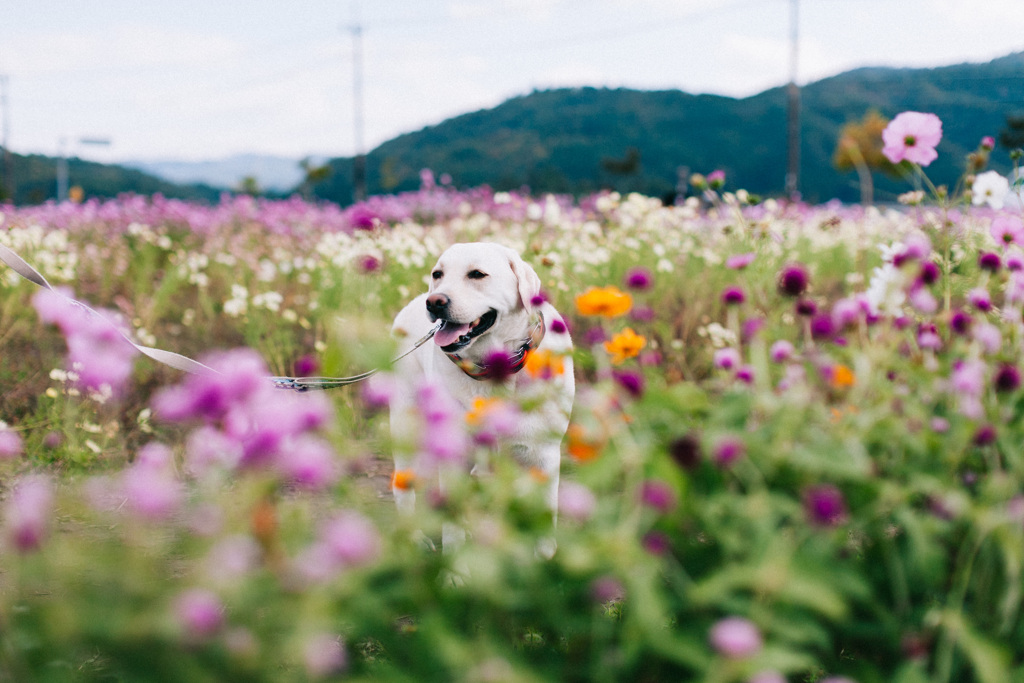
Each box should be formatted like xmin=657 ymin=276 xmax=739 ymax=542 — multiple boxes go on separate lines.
xmin=972 ymin=171 xmax=1010 ymax=209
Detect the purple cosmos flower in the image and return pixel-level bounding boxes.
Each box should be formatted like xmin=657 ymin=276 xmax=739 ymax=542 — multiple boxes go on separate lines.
xmin=721 ymin=286 xmax=746 ymax=306
xmin=952 ymin=359 xmax=986 ymax=397
xmin=480 ymin=349 xmax=517 ymax=382
xmin=120 ymin=456 xmax=185 ymax=521
xmin=293 ymin=354 xmax=319 ymax=377
xmin=612 ymin=368 xmax=645 ymax=398
xmin=967 ymin=288 xmax=992 ymax=312
xmin=714 ymin=348 xmax=741 ymax=370
xmin=5 ymin=475 xmax=53 ymax=553
xmin=669 ymin=434 xmax=702 ymax=471
xmin=949 ymin=310 xmax=972 ymax=336
xmin=803 ymin=484 xmax=847 ymax=527
xmin=918 ymin=261 xmax=940 ymax=285
xmin=974 ymin=424 xmax=997 ymax=446
xmin=831 ymin=298 xmax=860 ymax=331
xmin=174 ymin=589 xmax=224 ymax=639
xmin=736 ymin=365 xmax=755 ymax=384
xmin=204 ymin=535 xmax=261 ymax=584
xmin=994 ymin=364 xmax=1022 ymax=393
xmin=359 ymin=255 xmax=381 ymax=273
xmin=639 ymin=479 xmax=677 ymax=514
xmin=590 ymin=575 xmax=625 ymax=603
xmin=709 ymin=617 xmax=763 ymax=659
xmin=769 ymin=340 xmax=795 ymax=363
xmin=713 ymin=437 xmax=745 ymax=467
xmin=882 ymin=111 xmax=943 ymax=166
xmin=624 ymin=267 xmax=654 ymax=291
xmin=642 ymin=531 xmax=671 ymax=555
xmin=978 ymin=252 xmax=1002 ymax=273
xmin=778 ymin=264 xmax=809 ymax=297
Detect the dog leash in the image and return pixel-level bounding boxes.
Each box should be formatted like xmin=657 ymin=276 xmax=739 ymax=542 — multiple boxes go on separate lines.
xmin=0 ymin=241 xmax=440 ymax=392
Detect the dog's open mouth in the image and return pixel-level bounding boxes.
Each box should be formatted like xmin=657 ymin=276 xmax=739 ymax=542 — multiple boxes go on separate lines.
xmin=433 ymin=309 xmax=498 ymax=352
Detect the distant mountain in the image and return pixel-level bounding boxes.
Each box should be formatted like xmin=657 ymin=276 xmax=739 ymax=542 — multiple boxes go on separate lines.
xmin=309 ymin=51 xmax=1024 ymax=205
xmin=123 ymin=154 xmax=309 ymax=193
xmin=0 ymin=151 xmax=222 ymax=205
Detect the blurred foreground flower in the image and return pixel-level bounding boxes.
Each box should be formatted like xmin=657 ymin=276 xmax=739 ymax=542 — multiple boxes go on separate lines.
xmin=709 ymin=616 xmax=762 ymax=659
xmin=4 ymin=475 xmax=53 ymax=553
xmin=882 ymin=111 xmax=943 ymax=166
xmin=803 ymin=484 xmax=848 ymax=527
xmin=575 ymin=286 xmax=633 ymax=317
xmin=972 ymin=171 xmax=1010 ymax=209
xmin=0 ymin=423 xmax=23 ymax=459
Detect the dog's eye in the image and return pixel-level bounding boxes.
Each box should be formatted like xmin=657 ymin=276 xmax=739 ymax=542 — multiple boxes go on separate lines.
xmin=431 ymin=270 xmax=443 ymax=280
xmin=467 ymin=270 xmax=488 ymax=280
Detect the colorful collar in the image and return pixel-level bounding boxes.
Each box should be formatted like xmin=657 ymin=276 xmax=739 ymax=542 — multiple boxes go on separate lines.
xmin=446 ymin=311 xmax=546 ymax=381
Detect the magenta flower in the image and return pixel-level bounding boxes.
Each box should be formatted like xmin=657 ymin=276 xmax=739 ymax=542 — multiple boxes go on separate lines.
xmin=713 ymin=437 xmax=745 ymax=467
xmin=174 ymin=589 xmax=224 ymax=639
xmin=882 ymin=111 xmax=943 ymax=166
xmin=624 ymin=267 xmax=654 ymax=291
xmin=639 ymin=479 xmax=677 ymax=513
xmin=778 ymin=264 xmax=809 ymax=297
xmin=612 ymin=368 xmax=645 ymax=398
xmin=769 ymin=340 xmax=795 ymax=363
xmin=994 ymin=364 xmax=1021 ymax=393
xmin=803 ymin=484 xmax=847 ymax=527
xmin=714 ymin=348 xmax=741 ymax=370
xmin=5 ymin=475 xmax=54 ymax=553
xmin=120 ymin=455 xmax=185 ymax=521
xmin=721 ymin=286 xmax=746 ymax=306
xmin=709 ymin=617 xmax=763 ymax=659
xmin=978 ymin=252 xmax=1002 ymax=273
xmin=967 ymin=287 xmax=992 ymax=312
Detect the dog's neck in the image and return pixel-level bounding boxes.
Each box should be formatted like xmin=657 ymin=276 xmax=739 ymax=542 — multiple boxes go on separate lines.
xmin=444 ymin=310 xmax=545 ymax=381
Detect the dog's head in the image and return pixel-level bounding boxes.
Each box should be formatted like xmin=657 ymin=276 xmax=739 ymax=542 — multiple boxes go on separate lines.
xmin=426 ymin=242 xmax=542 ymax=355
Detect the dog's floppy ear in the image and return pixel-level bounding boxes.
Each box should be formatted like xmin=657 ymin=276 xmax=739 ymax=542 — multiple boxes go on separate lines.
xmin=503 ymin=246 xmax=542 ymax=312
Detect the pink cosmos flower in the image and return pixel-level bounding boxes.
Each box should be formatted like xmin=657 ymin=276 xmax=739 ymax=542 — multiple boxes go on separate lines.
xmin=559 ymin=482 xmax=597 ymax=522
xmin=991 ymin=215 xmax=1024 ymax=249
xmin=303 ymin=633 xmax=348 ymax=678
xmin=174 ymin=588 xmax=224 ymax=639
xmin=882 ymin=111 xmax=943 ymax=166
xmin=709 ymin=617 xmax=763 ymax=659
xmin=0 ymin=426 xmax=23 ymax=459
xmin=5 ymin=475 xmax=54 ymax=553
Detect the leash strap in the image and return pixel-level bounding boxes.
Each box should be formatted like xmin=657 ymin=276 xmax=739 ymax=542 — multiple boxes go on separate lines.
xmin=1 ymin=241 xmax=439 ymax=391
xmin=1 ymin=242 xmax=219 ymax=376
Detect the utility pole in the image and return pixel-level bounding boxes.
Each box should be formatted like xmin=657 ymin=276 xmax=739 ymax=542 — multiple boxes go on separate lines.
xmin=348 ymin=11 xmax=367 ymax=203
xmin=56 ymin=136 xmax=111 ymax=202
xmin=785 ymin=0 xmax=801 ymax=199
xmin=0 ymin=75 xmax=12 ymax=201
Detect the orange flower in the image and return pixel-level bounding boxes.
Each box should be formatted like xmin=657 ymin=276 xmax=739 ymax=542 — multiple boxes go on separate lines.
xmin=465 ymin=396 xmax=502 ymax=425
xmin=603 ymin=327 xmax=647 ymax=364
xmin=391 ymin=469 xmax=417 ymax=491
xmin=830 ymin=364 xmax=855 ymax=389
xmin=575 ymin=286 xmax=633 ymax=318
xmin=524 ymin=348 xmax=566 ymax=379
xmin=567 ymin=423 xmax=603 ymax=463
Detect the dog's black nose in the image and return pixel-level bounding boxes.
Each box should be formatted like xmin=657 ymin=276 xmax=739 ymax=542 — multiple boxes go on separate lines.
xmin=426 ymin=292 xmax=450 ymax=318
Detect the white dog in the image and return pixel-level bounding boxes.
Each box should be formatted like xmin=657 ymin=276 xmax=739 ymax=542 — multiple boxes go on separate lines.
xmin=389 ymin=242 xmax=574 ymax=549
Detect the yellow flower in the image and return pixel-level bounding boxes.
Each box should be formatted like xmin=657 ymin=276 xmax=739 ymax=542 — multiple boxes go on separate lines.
xmin=524 ymin=348 xmax=566 ymax=379
xmin=575 ymin=286 xmax=633 ymax=317
xmin=603 ymin=327 xmax=647 ymax=364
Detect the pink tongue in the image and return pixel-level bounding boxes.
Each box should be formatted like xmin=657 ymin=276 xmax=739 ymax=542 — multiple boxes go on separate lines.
xmin=434 ymin=321 xmax=472 ymax=347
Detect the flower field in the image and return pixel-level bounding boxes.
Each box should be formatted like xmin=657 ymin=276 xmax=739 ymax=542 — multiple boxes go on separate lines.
xmin=2 ymin=120 xmax=1024 ymax=682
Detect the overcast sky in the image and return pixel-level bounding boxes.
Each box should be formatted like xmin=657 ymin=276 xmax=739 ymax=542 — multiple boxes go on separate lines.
xmin=1 ymin=0 xmax=1022 ymax=163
